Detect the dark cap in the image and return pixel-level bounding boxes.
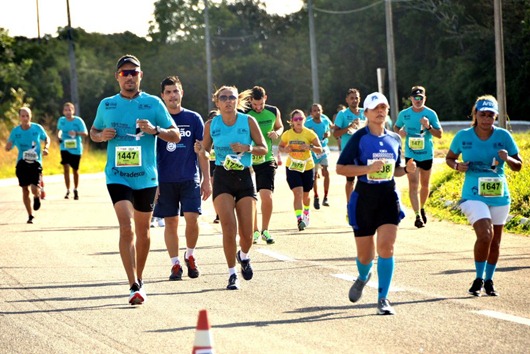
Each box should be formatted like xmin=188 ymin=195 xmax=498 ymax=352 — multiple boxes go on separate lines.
xmin=116 ymin=54 xmax=141 ymax=70
xmin=410 ymin=86 xmax=425 ymax=97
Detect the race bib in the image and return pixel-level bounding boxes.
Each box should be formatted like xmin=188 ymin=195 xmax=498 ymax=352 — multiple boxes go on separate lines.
xmin=252 ymin=154 xmax=266 ymax=164
xmin=408 ymin=137 xmax=425 ymax=150
xmin=367 ymin=159 xmax=395 ymax=181
xmin=223 ymin=154 xmax=244 ymax=171
xmin=115 ymin=146 xmax=142 ymax=167
xmin=23 ymin=150 xmax=38 ymax=162
xmin=478 ymin=177 xmax=504 ymax=197
xmin=64 ymin=139 xmax=78 ymax=150
xmin=288 ymin=157 xmax=307 ymax=173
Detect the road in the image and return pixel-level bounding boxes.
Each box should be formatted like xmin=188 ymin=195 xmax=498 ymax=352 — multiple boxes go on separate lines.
xmin=1 ymin=152 xmax=529 ymax=353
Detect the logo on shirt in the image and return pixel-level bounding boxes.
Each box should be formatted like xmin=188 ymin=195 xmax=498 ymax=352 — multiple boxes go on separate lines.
xmin=166 ymin=142 xmax=177 ymax=152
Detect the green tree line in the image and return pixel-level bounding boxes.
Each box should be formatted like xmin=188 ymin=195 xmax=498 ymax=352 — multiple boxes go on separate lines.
xmin=1 ymin=0 xmax=529 ymax=137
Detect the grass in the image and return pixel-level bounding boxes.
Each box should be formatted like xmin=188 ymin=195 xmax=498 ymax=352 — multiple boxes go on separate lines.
xmin=405 ymin=131 xmax=530 ymax=236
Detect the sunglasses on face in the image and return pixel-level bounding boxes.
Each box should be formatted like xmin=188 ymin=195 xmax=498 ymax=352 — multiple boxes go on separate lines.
xmin=218 ymin=95 xmax=237 ymax=102
xmin=413 ymin=96 xmax=424 ymax=101
xmin=292 ymin=117 xmax=304 ymax=122
xmin=118 ymin=69 xmax=140 ymax=77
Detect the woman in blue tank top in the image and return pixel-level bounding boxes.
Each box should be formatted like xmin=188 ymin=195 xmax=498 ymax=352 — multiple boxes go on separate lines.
xmin=199 ymin=85 xmax=267 ymax=290
xmin=446 ymin=95 xmax=522 ymax=297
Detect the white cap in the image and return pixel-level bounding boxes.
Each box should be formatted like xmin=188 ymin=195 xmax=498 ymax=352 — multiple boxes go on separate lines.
xmin=363 ymin=92 xmax=389 ymax=110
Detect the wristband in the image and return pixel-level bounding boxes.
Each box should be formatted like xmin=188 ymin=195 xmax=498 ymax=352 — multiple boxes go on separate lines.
xmin=427 ymin=125 xmax=433 ymax=130
xmin=248 ymin=144 xmax=253 ymax=153
xmin=454 ymin=162 xmax=458 ymax=171
xmin=404 ymin=166 xmax=408 ymax=174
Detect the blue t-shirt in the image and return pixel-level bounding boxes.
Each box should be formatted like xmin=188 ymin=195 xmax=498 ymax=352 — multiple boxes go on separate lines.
xmin=395 ymin=106 xmax=441 ymax=161
xmin=93 ymin=92 xmax=174 ymax=190
xmin=305 ymin=115 xmax=332 ymax=163
xmin=157 ymin=108 xmax=204 ymax=183
xmin=450 ymin=126 xmax=519 ymax=206
xmin=210 ymin=113 xmax=253 ymax=168
xmin=334 ymin=108 xmax=366 ymax=150
xmin=8 ymin=123 xmax=48 ymax=165
xmin=337 ymin=126 xmax=402 ymax=185
xmin=57 ymin=116 xmax=88 ymax=155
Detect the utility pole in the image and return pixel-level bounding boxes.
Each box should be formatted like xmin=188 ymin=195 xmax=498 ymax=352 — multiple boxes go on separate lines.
xmin=494 ymin=0 xmax=506 ymax=128
xmin=308 ymin=0 xmax=320 ymax=103
xmin=36 ymin=0 xmax=41 ymax=40
xmin=385 ymin=0 xmax=398 ymax=123
xmin=204 ymin=0 xmax=213 ymax=112
xmin=66 ymin=0 xmax=80 ymax=114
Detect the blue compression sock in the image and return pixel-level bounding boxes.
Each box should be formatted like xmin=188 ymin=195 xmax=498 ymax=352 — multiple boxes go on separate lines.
xmin=356 ymin=258 xmax=373 ymax=281
xmin=475 ymin=261 xmax=487 ymax=279
xmin=485 ymin=262 xmax=497 ymax=281
xmin=377 ymin=256 xmax=394 ymax=300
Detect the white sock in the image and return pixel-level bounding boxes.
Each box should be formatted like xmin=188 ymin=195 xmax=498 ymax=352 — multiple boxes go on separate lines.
xmin=171 ymin=257 xmax=180 ymax=265
xmin=229 ymin=267 xmax=237 ymax=276
xmin=186 ymin=248 xmax=194 ymax=258
xmin=239 ymin=251 xmax=249 ymax=260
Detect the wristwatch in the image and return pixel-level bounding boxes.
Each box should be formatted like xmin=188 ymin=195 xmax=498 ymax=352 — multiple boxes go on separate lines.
xmin=154 ymin=126 xmax=161 ymax=135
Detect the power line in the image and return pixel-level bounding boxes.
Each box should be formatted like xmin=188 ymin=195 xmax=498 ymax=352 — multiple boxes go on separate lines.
xmin=313 ymin=1 xmax=383 ymax=15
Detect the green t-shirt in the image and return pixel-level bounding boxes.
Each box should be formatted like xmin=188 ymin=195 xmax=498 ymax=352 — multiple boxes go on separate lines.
xmin=247 ymin=105 xmax=278 ymax=165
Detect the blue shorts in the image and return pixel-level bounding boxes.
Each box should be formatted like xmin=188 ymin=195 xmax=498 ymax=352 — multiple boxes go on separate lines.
xmin=348 ymin=181 xmax=405 ymax=237
xmin=154 ymin=180 xmax=202 ymax=217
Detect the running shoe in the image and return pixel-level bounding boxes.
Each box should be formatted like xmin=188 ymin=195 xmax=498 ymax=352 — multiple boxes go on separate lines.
xmin=253 ymin=230 xmax=260 ymax=244
xmin=128 ymin=282 xmax=145 ymax=305
xmin=261 ymin=230 xmax=275 ymax=244
xmin=157 ymin=218 xmax=165 ymax=227
xmin=33 ymin=197 xmax=41 ymax=211
xmin=169 ymin=263 xmax=183 ymax=281
xmin=468 ymin=278 xmax=484 ymax=296
xmin=414 ymin=215 xmax=424 ymax=228
xmin=226 ymin=274 xmax=239 ymax=290
xmin=420 ymin=208 xmax=427 ymax=224
xmin=150 ymin=217 xmax=157 ymax=228
xmin=236 ymin=250 xmax=253 ymax=280
xmin=303 ymin=210 xmax=310 ymax=227
xmin=349 ymin=272 xmax=372 ymax=303
xmin=27 ymin=215 xmax=34 ymax=224
xmin=64 ymin=191 xmax=70 ymax=199
xmin=298 ymin=219 xmax=306 ymax=231
xmin=484 ymin=279 xmax=498 ymax=296
xmin=322 ymin=197 xmax=330 ymax=206
xmin=213 ymin=215 xmax=220 ymax=224
xmin=184 ymin=252 xmax=200 ymax=278
xmin=376 ymin=298 xmax=395 ymax=315
xmin=313 ymin=197 xmax=320 ymax=210
xmin=73 ymin=189 xmax=79 ymax=200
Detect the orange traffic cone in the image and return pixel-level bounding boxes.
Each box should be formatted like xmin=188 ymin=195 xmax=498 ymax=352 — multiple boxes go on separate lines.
xmin=192 ymin=309 xmax=214 ymax=354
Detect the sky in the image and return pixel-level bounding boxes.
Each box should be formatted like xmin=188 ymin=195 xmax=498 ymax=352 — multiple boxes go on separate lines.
xmin=0 ymin=0 xmax=304 ymax=39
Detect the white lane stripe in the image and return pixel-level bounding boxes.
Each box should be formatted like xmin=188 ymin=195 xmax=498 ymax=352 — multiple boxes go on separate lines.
xmin=256 ymin=249 xmax=296 ymax=262
xmin=475 ymin=310 xmax=530 ymax=326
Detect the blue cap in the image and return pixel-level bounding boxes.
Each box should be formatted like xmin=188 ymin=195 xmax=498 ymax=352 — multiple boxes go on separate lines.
xmin=476 ymin=99 xmax=498 ymax=114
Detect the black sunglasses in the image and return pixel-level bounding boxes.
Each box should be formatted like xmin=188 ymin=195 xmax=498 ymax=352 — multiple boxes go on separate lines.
xmin=218 ymin=95 xmax=237 ymax=102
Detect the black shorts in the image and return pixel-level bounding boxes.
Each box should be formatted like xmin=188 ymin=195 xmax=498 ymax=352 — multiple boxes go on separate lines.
xmin=213 ymin=167 xmax=256 ymax=202
xmin=60 ymin=150 xmax=81 ymax=170
xmin=346 ymin=176 xmax=355 ymax=182
xmin=106 ymin=184 xmax=157 ymax=212
xmin=405 ymin=157 xmax=433 ymax=171
xmin=348 ymin=181 xmax=405 ymax=237
xmin=16 ymin=160 xmax=42 ymax=187
xmin=286 ymin=167 xmax=314 ymax=192
xmin=253 ymin=160 xmax=277 ymax=192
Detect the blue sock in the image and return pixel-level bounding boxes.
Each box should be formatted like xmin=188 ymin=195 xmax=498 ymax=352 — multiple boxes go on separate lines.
xmin=485 ymin=263 xmax=497 ymax=281
xmin=356 ymin=258 xmax=373 ymax=281
xmin=377 ymin=256 xmax=394 ymax=300
xmin=475 ymin=261 xmax=487 ymax=279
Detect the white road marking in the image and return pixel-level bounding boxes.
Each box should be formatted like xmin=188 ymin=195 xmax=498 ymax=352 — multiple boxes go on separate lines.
xmin=475 ymin=310 xmax=530 ymax=327
xmin=256 ymin=248 xmax=296 ymax=262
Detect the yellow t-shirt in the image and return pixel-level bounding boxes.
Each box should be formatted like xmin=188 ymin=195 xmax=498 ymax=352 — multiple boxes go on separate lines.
xmin=280 ymin=127 xmax=318 ymax=171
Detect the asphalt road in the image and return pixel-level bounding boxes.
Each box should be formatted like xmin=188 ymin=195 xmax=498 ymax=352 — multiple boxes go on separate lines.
xmin=1 ymin=152 xmax=529 ymax=353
